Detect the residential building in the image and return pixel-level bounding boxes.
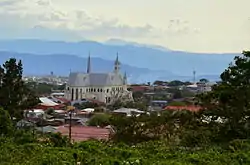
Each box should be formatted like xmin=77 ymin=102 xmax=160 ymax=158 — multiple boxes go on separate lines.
xmin=186 ymin=82 xmax=215 ymax=93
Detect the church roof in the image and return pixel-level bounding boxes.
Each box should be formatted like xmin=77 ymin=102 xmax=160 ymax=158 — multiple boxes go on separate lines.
xmin=68 ymin=72 xmax=124 ymax=87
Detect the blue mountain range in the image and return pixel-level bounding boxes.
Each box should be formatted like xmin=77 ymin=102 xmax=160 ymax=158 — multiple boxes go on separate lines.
xmin=0 ymin=39 xmax=239 ymax=83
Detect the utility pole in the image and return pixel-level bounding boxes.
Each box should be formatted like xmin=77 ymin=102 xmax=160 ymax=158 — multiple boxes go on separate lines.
xmin=69 ymin=110 xmax=72 ymax=142
xmin=41 ymin=113 xmax=44 ymax=136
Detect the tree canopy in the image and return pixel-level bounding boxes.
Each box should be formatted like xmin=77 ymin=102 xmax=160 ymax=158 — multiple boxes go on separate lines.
xmin=197 ymin=51 xmax=250 ymax=140
xmin=0 ymin=58 xmax=39 ymax=119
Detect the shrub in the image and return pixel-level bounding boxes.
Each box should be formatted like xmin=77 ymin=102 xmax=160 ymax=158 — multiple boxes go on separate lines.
xmin=88 ymin=113 xmax=111 ymax=127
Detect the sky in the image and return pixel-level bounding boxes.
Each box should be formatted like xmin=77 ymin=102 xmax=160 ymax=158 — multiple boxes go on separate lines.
xmin=0 ymin=0 xmax=249 ymax=53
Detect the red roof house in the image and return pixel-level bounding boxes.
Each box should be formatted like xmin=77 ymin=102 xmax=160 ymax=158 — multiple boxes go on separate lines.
xmin=164 ymin=105 xmax=201 ymax=112
xmin=57 ymin=126 xmax=110 ymax=142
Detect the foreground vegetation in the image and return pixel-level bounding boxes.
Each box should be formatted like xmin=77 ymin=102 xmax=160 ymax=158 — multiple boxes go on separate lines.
xmin=1 ymin=51 xmax=250 ymax=164
xmin=1 ymin=136 xmax=250 ymax=165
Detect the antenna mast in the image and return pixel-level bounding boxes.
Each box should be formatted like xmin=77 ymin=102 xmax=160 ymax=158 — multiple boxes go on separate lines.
xmin=193 ymin=69 xmax=196 ymax=84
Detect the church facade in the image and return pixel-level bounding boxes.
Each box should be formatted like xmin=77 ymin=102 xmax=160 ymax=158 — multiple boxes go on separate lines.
xmin=65 ymin=54 xmax=133 ymax=104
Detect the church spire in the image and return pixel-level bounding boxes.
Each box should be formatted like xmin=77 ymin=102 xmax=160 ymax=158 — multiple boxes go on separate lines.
xmin=114 ymin=52 xmax=120 ymax=73
xmin=87 ymin=52 xmax=91 ymax=73
xmin=123 ymin=72 xmax=127 ymax=85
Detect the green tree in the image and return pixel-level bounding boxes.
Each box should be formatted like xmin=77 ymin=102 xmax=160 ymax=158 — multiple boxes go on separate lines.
xmin=0 ymin=58 xmax=39 ymax=120
xmin=172 ymin=89 xmax=182 ymax=99
xmin=123 ymin=101 xmax=148 ymax=111
xmin=199 ymin=78 xmax=209 ymax=83
xmin=168 ymin=80 xmax=184 ymax=87
xmin=132 ymin=91 xmax=144 ymax=102
xmin=153 ymin=80 xmax=165 ymax=86
xmin=0 ymin=107 xmax=13 ymax=136
xmin=46 ymin=108 xmax=55 ymax=116
xmin=88 ymin=113 xmax=111 ymax=127
xmin=197 ymin=51 xmax=250 ymax=140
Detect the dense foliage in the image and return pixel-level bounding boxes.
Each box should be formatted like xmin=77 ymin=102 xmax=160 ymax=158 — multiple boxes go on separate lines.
xmin=0 ymin=58 xmax=39 ymax=119
xmin=1 ymin=137 xmax=250 ymax=165
xmin=197 ymin=51 xmax=250 ymax=141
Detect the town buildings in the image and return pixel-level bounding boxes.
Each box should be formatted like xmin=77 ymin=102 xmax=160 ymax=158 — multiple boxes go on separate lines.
xmin=65 ymin=54 xmax=133 ymax=104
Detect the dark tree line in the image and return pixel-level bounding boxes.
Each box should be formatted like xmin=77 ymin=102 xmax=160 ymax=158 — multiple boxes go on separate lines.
xmin=153 ymin=80 xmax=193 ymax=86
xmin=25 ymin=82 xmax=66 ymax=95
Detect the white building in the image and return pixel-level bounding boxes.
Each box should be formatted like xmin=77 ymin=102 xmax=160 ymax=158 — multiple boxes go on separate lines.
xmin=186 ymin=82 xmax=216 ymax=93
xmin=65 ymin=54 xmax=133 ymax=104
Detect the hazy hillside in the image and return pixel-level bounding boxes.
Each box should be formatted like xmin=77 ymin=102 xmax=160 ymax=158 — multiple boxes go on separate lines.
xmin=0 ymin=39 xmax=237 ymax=76
xmin=0 ymin=51 xmax=181 ymax=83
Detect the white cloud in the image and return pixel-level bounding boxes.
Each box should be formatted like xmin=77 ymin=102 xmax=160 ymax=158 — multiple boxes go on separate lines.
xmin=0 ymin=0 xmax=249 ymax=53
xmin=0 ymin=0 xmax=166 ymax=40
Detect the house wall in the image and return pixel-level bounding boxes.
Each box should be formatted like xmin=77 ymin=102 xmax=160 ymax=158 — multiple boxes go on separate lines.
xmin=65 ymin=85 xmax=131 ymax=103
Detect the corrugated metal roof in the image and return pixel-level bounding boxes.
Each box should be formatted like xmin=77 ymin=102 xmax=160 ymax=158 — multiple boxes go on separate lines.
xmin=39 ymin=97 xmax=59 ymax=106
xmin=113 ymin=108 xmax=144 ymax=114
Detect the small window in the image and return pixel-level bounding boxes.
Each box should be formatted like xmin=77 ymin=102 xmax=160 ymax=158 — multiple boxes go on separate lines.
xmin=106 ymin=89 xmax=109 ymax=93
xmin=97 ymin=89 xmax=100 ymax=92
xmin=100 ymin=89 xmax=103 ymax=92
xmin=94 ymin=88 xmax=96 ymax=92
xmin=67 ymin=87 xmax=70 ymax=91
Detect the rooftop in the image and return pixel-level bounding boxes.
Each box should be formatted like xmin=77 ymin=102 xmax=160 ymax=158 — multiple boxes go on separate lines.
xmin=165 ymin=106 xmax=201 ymax=112
xmin=57 ymin=126 xmax=110 ymax=142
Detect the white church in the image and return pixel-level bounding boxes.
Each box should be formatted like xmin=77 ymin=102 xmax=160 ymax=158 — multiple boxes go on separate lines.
xmin=65 ymin=54 xmax=133 ymax=104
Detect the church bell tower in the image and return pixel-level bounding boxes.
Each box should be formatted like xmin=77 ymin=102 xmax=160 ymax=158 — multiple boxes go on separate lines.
xmin=114 ymin=52 xmax=120 ymax=73
xmin=87 ymin=52 xmax=91 ymax=73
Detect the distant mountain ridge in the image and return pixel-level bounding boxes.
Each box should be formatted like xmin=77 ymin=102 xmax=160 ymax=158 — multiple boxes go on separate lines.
xmin=104 ymin=39 xmax=171 ymax=52
xmin=0 ymin=51 xmax=178 ymax=83
xmin=0 ymin=39 xmax=239 ymax=82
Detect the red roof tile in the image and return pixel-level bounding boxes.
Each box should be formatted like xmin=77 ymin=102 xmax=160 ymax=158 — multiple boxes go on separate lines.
xmin=164 ymin=106 xmax=201 ymax=112
xmin=57 ymin=126 xmax=110 ymax=142
xmin=130 ymin=86 xmax=150 ymax=92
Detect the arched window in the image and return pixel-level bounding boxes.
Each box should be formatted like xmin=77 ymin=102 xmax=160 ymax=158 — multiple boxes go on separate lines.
xmin=71 ymin=88 xmax=74 ymax=101
xmin=100 ymin=89 xmax=103 ymax=92
xmin=94 ymin=88 xmax=96 ymax=92
xmin=75 ymin=88 xmax=79 ymax=100
xmin=67 ymin=87 xmax=70 ymax=91
xmin=97 ymin=89 xmax=100 ymax=92
xmin=80 ymin=89 xmax=82 ymax=99
xmin=107 ymin=89 xmax=109 ymax=93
